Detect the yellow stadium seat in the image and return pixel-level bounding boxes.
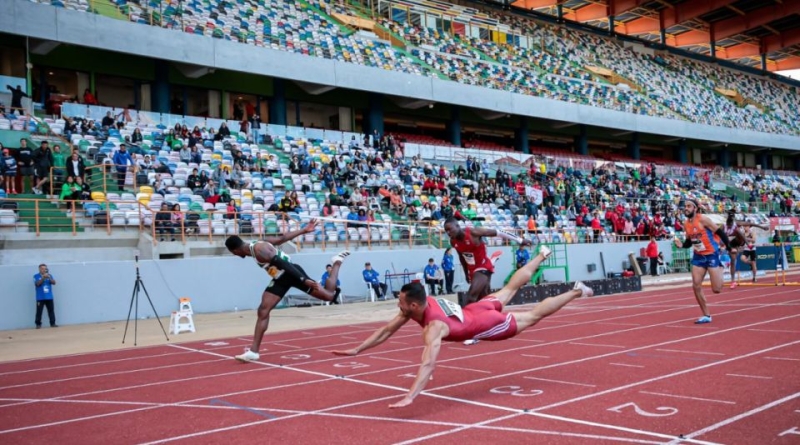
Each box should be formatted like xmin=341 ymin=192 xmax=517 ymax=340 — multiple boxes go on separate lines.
xmin=139 ymin=186 xmax=154 ymax=194
xmin=212 ymin=154 xmax=222 ymax=161
xmin=91 ymin=192 xmax=106 ymax=202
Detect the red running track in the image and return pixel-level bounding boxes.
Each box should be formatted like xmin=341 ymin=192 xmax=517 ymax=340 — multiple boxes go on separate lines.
xmin=1 ymin=283 xmax=800 ymax=444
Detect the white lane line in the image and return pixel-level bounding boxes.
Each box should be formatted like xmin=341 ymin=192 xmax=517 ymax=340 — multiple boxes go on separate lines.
xmin=748 ymin=328 xmax=800 ymax=334
xmin=639 ymin=391 xmax=736 ymax=405
xmin=438 ymin=365 xmax=492 ymax=374
xmin=0 ymin=358 xmax=225 ymax=390
xmin=523 ymin=376 xmax=596 ymax=388
xmin=521 ymin=354 xmax=551 ymax=359
xmin=655 ymin=349 xmax=725 ymax=356
xmin=673 ymin=392 xmax=800 ymax=443
xmin=764 ymin=357 xmax=800 ymax=361
xmin=271 ymin=342 xmax=303 ymax=350
xmin=610 ymin=363 xmax=645 ymax=368
xmin=725 ymin=373 xmax=772 ymax=380
xmin=368 ymin=356 xmax=413 ymax=364
xmin=166 ymin=346 xmax=713 ymax=445
xmin=527 ymin=338 xmax=800 ymax=413
xmin=569 ymin=342 xmax=627 ymax=349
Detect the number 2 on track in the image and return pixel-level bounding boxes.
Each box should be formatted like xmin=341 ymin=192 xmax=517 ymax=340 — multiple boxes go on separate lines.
xmin=608 ymin=402 xmax=678 ymax=417
xmin=333 ymin=361 xmax=370 ymax=369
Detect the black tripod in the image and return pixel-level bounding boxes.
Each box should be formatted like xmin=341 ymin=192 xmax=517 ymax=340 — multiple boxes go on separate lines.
xmin=123 ymin=254 xmax=169 ymax=345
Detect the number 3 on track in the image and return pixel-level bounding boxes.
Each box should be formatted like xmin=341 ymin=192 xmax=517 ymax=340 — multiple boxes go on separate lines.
xmin=490 ymin=386 xmax=543 ymax=397
xmin=608 ymin=402 xmax=678 ymax=417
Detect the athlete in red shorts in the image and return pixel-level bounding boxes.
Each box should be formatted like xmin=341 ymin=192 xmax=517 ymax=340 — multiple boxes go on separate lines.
xmin=444 ymin=217 xmax=531 ymax=306
xmin=333 ymin=246 xmax=593 ymax=408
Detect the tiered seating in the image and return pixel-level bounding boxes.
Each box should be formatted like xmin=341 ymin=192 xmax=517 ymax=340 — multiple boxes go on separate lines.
xmin=28 ymin=0 xmax=800 ymax=135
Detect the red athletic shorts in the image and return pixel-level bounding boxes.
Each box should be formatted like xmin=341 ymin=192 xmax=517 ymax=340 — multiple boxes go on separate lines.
xmin=466 ymin=297 xmax=517 ymax=341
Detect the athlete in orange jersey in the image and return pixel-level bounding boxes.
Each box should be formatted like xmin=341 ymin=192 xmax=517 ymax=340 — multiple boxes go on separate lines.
xmin=674 ymin=199 xmax=731 ymax=324
xmin=333 ymin=246 xmax=593 ymax=408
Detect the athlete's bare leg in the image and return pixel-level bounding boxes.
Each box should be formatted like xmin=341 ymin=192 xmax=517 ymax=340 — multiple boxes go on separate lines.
xmin=691 ymin=266 xmax=712 ymax=318
xmin=465 ymin=272 xmax=490 ymax=305
xmin=512 ymin=287 xmax=584 ymax=332
xmin=708 ymin=265 xmax=724 ymax=293
xmin=493 ymin=247 xmax=549 ymax=307
xmin=306 ymin=251 xmax=350 ymax=302
xmin=729 ymin=249 xmax=739 ymax=288
xmin=246 ymin=290 xmax=282 ymax=355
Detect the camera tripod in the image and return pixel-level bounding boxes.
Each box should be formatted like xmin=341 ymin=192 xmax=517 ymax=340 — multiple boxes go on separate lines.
xmin=122 ymin=254 xmax=169 ymax=345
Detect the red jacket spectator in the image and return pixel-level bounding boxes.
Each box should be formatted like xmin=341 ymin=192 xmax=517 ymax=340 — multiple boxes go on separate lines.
xmin=646 ymin=239 xmax=658 ymax=258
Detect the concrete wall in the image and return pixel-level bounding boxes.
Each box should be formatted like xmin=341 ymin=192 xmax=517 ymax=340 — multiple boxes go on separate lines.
xmin=2 ymin=0 xmax=799 ymax=150
xmin=0 ymin=240 xmax=672 ymax=330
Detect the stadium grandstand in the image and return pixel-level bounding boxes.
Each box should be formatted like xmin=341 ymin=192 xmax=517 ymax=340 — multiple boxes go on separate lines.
xmin=0 ymin=0 xmax=799 ymax=441
xmin=0 ymin=0 xmax=797 ymax=298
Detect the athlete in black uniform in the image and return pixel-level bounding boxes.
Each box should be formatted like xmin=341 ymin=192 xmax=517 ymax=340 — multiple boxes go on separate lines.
xmin=225 ymin=220 xmax=349 ymax=362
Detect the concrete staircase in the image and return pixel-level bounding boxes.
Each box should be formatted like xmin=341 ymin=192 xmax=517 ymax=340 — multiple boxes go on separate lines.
xmin=7 ymin=194 xmax=83 ymax=233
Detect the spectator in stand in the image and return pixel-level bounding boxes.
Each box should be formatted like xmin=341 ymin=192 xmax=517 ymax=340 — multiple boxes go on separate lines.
xmin=59 ymin=176 xmax=80 ymax=201
xmin=101 ymin=111 xmax=115 ymax=129
xmin=65 ymin=150 xmax=86 ymax=182
xmin=112 ymin=144 xmax=133 ymax=191
xmin=155 ymin=202 xmax=175 ymax=242
xmin=646 ymin=237 xmax=659 ymax=276
xmin=75 ymin=176 xmax=91 ymax=201
xmin=83 ymin=89 xmax=98 ymax=105
xmin=32 ymin=141 xmax=53 ymax=195
xmin=131 ymin=128 xmax=144 ymax=145
xmin=187 ymin=168 xmax=203 ymax=191
xmin=33 ymin=264 xmax=58 ymax=329
xmin=516 ymin=245 xmax=531 ymax=270
xmin=6 ymin=85 xmax=28 ymax=112
xmin=51 ymin=144 xmax=66 ymax=182
xmin=171 ymin=203 xmax=184 ymax=232
xmin=424 ymin=258 xmax=443 ymax=296
xmin=1 ymin=147 xmax=17 ymax=194
xmin=250 ymin=114 xmax=262 ymax=144
xmin=203 ymin=179 xmax=220 ymax=204
xmin=321 ymin=264 xmax=342 ymax=304
xmin=363 ymin=262 xmax=388 ymax=299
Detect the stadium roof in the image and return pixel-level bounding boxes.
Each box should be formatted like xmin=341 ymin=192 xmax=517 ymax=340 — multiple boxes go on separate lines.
xmin=510 ymin=0 xmax=800 ymax=72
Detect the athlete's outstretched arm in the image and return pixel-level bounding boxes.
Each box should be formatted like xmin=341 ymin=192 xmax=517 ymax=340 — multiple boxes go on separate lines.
xmin=331 ymin=312 xmax=409 ymax=356
xmin=389 ymin=321 xmax=448 ymax=408
xmin=737 ymin=220 xmax=769 ymax=231
xmin=471 ymin=227 xmax=531 ymax=246
xmin=266 ymin=219 xmax=318 ymax=246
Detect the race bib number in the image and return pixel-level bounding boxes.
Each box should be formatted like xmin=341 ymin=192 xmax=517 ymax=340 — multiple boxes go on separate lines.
xmin=462 ymin=252 xmax=475 ymax=266
xmin=267 ymin=266 xmax=285 ymax=279
xmin=435 ymin=298 xmax=464 ymax=322
xmin=690 ymin=235 xmax=704 ymax=252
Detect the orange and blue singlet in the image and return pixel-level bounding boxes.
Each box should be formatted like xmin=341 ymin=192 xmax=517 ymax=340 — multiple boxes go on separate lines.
xmin=685 ymin=216 xmax=722 ymax=268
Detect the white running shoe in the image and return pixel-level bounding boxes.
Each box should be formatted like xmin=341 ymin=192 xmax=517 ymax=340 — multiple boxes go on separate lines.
xmin=235 ymin=348 xmax=260 ymax=363
xmin=573 ymin=281 xmax=594 ymax=298
xmin=539 ymin=245 xmax=552 ymax=259
xmin=331 ymin=250 xmax=351 ymax=265
xmin=463 ymin=339 xmax=480 ymax=346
